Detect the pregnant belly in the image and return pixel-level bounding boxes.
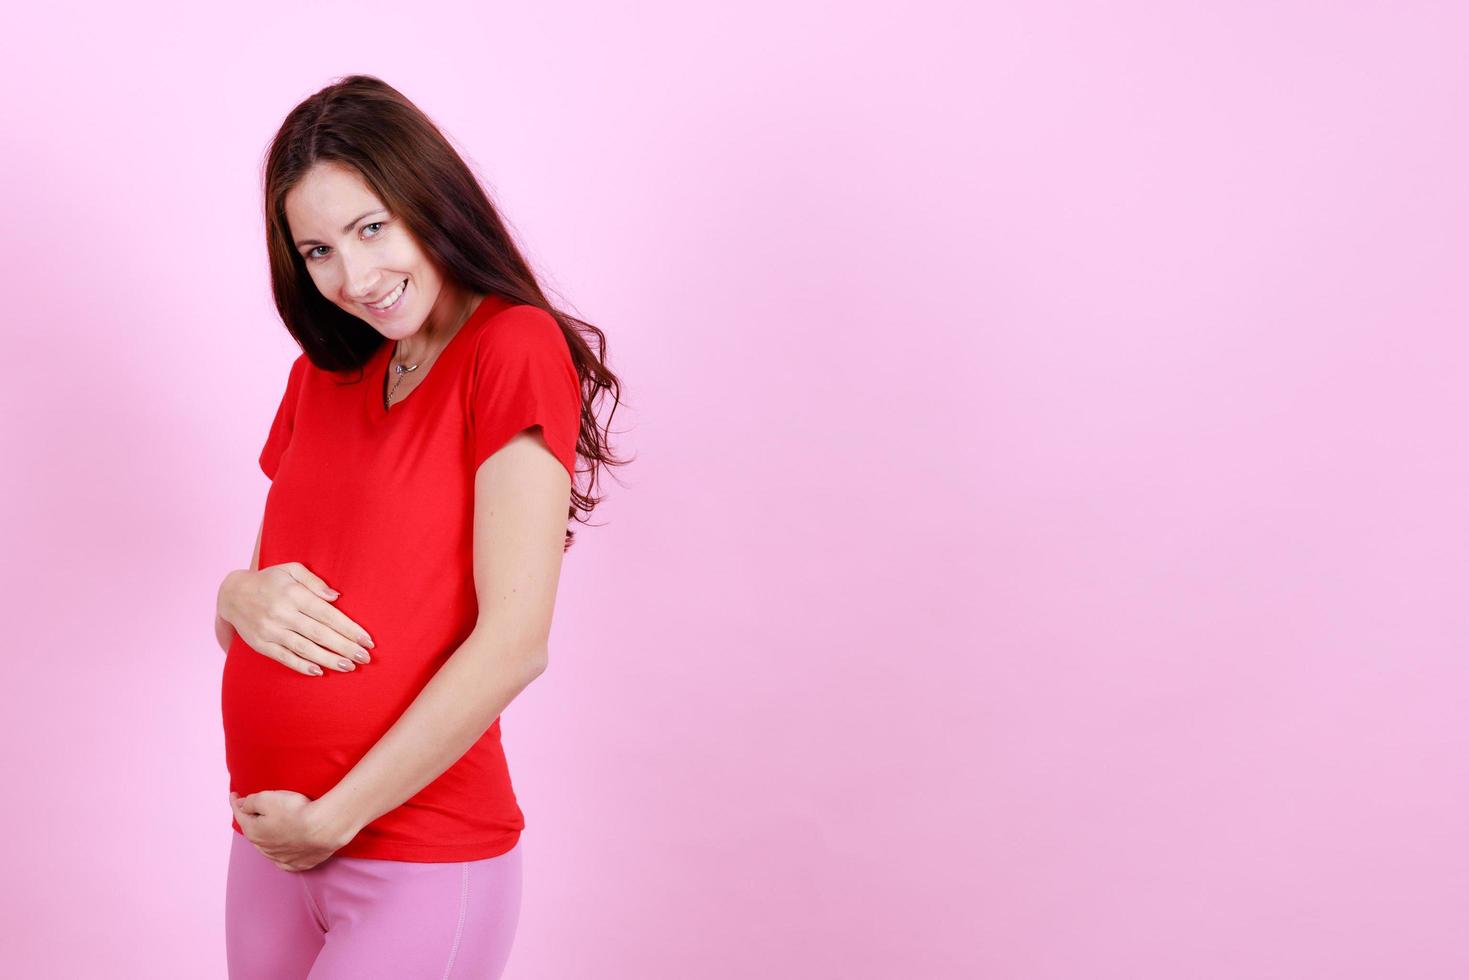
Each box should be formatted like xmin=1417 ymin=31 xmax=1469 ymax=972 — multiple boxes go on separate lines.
xmin=220 ymin=633 xmax=428 ymax=797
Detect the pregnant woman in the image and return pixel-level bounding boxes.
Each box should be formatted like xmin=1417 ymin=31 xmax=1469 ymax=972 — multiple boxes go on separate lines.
xmin=213 ymin=75 xmax=624 ymax=979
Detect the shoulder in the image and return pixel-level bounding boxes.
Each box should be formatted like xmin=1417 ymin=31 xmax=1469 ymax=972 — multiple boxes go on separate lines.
xmin=279 ymin=350 xmax=312 ymax=399
xmin=472 ymin=303 xmax=566 ymax=353
xmin=467 ymin=304 xmax=575 ymax=380
xmin=270 ymin=351 xmax=310 ymax=398
xmin=286 ymin=350 xmax=310 ymax=381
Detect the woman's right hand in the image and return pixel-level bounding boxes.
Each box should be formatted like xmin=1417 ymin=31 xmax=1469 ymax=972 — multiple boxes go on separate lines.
xmin=217 ymin=563 xmax=375 ymax=676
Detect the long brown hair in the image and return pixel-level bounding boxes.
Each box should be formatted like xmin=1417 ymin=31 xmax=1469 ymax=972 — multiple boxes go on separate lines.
xmin=261 ymin=74 xmax=627 ymax=548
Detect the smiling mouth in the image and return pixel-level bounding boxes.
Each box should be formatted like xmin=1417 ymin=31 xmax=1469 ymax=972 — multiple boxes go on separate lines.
xmin=367 ymin=278 xmax=408 ymax=310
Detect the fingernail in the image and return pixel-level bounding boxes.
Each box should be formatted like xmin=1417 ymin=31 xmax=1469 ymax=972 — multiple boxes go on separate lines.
xmin=325 ymin=590 xmax=340 ymax=599
xmin=308 ymin=665 xmax=323 ymax=676
xmin=352 ymin=651 xmax=370 ymax=664
xmin=336 ymin=659 xmax=352 ymax=671
xmin=364 ymin=637 xmax=375 ymax=649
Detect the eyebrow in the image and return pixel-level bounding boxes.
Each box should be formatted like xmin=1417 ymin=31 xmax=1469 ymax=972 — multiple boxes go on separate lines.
xmin=293 ymin=208 xmax=388 ymax=248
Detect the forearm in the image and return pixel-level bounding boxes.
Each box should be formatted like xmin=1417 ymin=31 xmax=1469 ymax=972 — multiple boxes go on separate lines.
xmin=314 ymin=631 xmax=547 ymax=845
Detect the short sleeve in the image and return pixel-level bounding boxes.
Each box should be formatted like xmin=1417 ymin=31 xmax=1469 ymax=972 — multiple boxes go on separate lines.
xmin=258 ymin=354 xmax=307 ymax=480
xmin=468 ymin=307 xmax=582 ymax=480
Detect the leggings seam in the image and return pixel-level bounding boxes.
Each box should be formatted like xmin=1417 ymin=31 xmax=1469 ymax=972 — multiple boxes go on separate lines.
xmin=299 ymin=875 xmax=328 ymax=933
xmin=441 ymin=862 xmax=470 ymax=979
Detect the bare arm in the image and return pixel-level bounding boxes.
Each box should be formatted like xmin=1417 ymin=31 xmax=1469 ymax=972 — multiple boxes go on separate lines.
xmin=310 ymin=429 xmax=569 ymax=846
xmin=215 ymin=519 xmax=264 ymax=653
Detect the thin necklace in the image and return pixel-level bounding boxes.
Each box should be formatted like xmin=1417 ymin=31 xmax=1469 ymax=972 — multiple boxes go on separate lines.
xmin=384 ymin=342 xmax=420 ymax=409
xmin=382 ymin=296 xmax=479 ymax=409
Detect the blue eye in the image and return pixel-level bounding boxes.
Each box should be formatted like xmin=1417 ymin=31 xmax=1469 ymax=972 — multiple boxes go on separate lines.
xmin=303 ymin=220 xmax=386 ymax=262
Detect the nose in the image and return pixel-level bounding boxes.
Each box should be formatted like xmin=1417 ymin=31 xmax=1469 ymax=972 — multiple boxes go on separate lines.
xmin=339 ymin=252 xmax=385 ymax=305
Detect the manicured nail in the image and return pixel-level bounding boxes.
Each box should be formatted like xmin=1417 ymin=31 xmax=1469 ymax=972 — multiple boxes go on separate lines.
xmin=308 ymin=665 xmax=323 ymax=675
xmin=336 ymin=659 xmax=352 ymax=671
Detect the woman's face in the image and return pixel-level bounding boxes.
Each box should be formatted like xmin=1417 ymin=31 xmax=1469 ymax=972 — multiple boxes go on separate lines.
xmin=284 ymin=160 xmax=462 ymax=342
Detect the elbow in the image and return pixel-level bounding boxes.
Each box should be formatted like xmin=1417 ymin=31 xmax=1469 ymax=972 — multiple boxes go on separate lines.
xmin=465 ymin=626 xmax=549 ymax=678
xmin=502 ymin=639 xmax=548 ymax=679
xmin=523 ymin=647 xmax=549 ymax=678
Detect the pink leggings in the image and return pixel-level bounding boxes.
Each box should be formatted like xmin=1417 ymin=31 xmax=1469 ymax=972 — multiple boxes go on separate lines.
xmin=225 ymin=829 xmax=523 ymax=979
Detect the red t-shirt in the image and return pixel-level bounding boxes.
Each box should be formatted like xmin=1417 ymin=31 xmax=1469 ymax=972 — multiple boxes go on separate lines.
xmin=221 ymin=294 xmax=580 ymax=861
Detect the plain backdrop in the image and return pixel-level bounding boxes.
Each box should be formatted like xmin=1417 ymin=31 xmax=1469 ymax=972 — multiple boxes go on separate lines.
xmin=2 ymin=1 xmax=1467 ymax=978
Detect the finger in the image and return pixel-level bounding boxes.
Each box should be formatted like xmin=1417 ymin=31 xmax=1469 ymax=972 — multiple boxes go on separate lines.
xmin=291 ymin=599 xmax=374 ymax=664
xmin=284 ymin=609 xmax=367 ymax=671
xmin=282 ymin=561 xmax=343 ymax=603
xmin=235 ymin=794 xmax=263 ymax=817
xmin=271 ymin=628 xmax=359 ymax=675
xmin=255 ymin=638 xmax=330 ymax=677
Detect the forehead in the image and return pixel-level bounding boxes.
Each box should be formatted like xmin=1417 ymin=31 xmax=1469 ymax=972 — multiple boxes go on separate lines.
xmin=284 ymin=162 xmax=382 ymax=228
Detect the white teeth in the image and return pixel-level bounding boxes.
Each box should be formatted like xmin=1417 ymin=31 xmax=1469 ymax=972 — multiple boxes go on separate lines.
xmin=369 ymin=279 xmax=406 ymax=309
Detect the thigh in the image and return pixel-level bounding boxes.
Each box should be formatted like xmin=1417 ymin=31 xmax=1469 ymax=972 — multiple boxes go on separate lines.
xmin=306 ymin=840 xmax=523 ymax=980
xmin=225 ymin=830 xmax=327 ymax=980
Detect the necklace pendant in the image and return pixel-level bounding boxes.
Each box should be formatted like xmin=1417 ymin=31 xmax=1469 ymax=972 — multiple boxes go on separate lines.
xmin=385 ymin=342 xmax=424 ymax=410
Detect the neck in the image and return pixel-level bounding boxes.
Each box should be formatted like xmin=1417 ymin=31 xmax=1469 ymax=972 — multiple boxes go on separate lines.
xmin=395 ymin=289 xmax=482 ymax=364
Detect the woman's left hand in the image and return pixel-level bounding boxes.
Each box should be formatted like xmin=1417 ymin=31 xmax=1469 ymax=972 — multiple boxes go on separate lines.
xmin=231 ymin=790 xmax=350 ymax=872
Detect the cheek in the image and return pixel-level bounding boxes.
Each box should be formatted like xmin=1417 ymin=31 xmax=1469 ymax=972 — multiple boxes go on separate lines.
xmin=409 ymin=260 xmax=436 ymax=289
xmin=390 ymin=249 xmax=420 ymax=279
xmin=308 ymin=266 xmax=338 ymax=293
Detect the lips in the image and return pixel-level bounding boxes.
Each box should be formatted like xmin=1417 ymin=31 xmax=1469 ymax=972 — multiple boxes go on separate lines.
xmin=367 ymin=278 xmax=408 ymax=310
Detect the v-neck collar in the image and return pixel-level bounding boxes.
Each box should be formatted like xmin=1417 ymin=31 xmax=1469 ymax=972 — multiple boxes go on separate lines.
xmin=368 ymin=292 xmax=511 ymax=419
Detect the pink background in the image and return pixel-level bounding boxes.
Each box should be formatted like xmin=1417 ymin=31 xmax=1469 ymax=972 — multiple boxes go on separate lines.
xmin=3 ymin=2 xmax=1467 ymax=978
